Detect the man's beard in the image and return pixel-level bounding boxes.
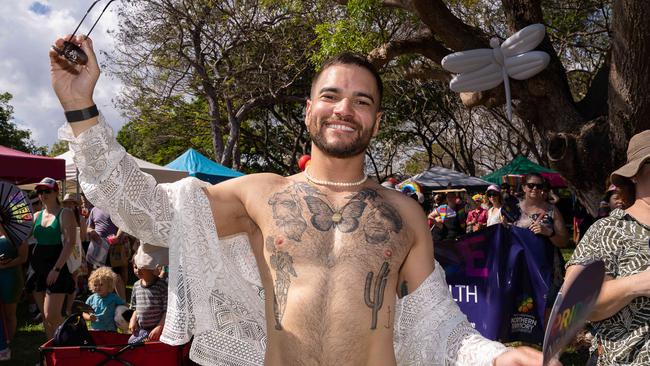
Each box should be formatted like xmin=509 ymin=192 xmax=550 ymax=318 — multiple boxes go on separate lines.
xmin=308 ymin=116 xmax=375 ymax=159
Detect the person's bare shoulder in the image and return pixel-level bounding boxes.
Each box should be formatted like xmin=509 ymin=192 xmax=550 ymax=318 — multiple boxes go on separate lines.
xmin=204 ymin=172 xmax=303 ymax=216
xmin=378 ymin=186 xmax=426 ymax=221
xmin=208 ymin=172 xmax=301 ymax=195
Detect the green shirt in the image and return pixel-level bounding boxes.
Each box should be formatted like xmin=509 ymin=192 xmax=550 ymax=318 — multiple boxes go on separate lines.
xmin=33 ymin=210 xmax=63 ymax=246
xmin=566 ymin=209 xmax=650 ymax=366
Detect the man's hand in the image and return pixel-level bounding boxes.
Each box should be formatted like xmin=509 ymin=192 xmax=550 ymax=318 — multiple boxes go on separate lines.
xmin=494 ymin=346 xmax=562 ymax=366
xmin=148 ymin=325 xmax=163 ymax=341
xmin=49 ymin=35 xmax=99 ymax=111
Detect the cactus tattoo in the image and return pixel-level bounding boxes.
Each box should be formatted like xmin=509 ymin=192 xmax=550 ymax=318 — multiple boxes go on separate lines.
xmin=365 ymin=261 xmax=390 ymax=329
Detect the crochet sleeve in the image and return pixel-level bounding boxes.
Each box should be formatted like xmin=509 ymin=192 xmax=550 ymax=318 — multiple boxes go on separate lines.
xmin=58 ymin=115 xmax=176 ymax=248
xmin=393 ymin=261 xmax=508 ymax=365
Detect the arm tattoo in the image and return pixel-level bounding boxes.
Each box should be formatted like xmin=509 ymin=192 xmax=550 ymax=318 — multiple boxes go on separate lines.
xmin=365 ymin=261 xmax=390 ymax=329
xmin=399 ymin=281 xmax=408 ymax=298
xmin=266 ymin=236 xmax=297 ymax=330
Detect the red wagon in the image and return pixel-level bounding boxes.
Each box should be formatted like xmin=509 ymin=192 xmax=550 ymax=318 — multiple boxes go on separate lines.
xmin=39 ymin=330 xmax=190 ymax=366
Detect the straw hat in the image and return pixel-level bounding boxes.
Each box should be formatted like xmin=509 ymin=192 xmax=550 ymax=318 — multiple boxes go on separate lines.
xmin=611 ymin=130 xmax=650 ymax=186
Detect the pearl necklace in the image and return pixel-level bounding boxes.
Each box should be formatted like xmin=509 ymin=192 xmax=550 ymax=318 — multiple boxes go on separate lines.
xmin=304 ymin=168 xmax=368 ymax=187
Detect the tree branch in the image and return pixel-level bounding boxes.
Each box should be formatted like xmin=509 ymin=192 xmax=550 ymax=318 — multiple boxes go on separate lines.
xmin=368 ymin=30 xmax=452 ymax=67
xmin=410 ymin=0 xmax=489 ymax=51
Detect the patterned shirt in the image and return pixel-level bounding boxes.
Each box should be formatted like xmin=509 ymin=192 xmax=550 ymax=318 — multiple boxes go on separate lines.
xmin=131 ymin=278 xmax=167 ymax=331
xmin=566 ymin=209 xmax=650 ymax=366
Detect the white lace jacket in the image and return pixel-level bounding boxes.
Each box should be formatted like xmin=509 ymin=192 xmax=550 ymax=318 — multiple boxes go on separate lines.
xmin=59 ymin=116 xmax=507 ymax=366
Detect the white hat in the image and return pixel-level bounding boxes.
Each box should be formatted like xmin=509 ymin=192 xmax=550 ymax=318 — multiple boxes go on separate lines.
xmin=133 ymin=243 xmax=169 ymax=270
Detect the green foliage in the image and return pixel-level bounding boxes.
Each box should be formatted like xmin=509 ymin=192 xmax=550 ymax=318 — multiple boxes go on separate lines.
xmin=542 ymin=0 xmax=611 ymax=99
xmin=0 ymin=92 xmax=46 ymax=155
xmin=117 ymin=96 xmax=214 ymax=165
xmin=48 ymin=140 xmax=69 ymax=157
xmin=311 ymin=0 xmax=411 ymax=66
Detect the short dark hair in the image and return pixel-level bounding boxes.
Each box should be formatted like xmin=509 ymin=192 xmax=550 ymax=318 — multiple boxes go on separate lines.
xmin=525 ymin=172 xmax=546 ymax=184
xmin=312 ymin=52 xmax=383 ymax=106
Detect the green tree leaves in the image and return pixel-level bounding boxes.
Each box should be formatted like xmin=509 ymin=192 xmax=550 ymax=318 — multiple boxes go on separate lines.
xmin=0 ymin=92 xmax=46 ymax=155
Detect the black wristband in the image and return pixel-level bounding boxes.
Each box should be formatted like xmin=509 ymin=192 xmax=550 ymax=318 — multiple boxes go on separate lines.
xmin=65 ymin=105 xmax=98 ymax=123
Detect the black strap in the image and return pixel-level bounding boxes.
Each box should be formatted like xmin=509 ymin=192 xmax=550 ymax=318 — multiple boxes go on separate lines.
xmin=65 ymin=105 xmax=98 ymax=123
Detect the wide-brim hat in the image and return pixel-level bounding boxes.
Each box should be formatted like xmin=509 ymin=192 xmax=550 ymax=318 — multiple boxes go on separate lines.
xmin=34 ymin=177 xmax=59 ymax=191
xmin=611 ymin=130 xmax=650 ymax=186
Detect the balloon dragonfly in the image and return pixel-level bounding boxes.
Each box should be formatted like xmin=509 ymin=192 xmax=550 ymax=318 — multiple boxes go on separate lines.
xmin=441 ymin=23 xmax=550 ymax=121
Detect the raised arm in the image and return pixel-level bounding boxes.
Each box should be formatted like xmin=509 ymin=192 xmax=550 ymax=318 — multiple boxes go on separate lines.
xmin=51 ymin=35 xmax=181 ymax=246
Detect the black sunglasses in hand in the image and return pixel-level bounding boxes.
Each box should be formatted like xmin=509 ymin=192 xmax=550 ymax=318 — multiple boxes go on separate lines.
xmin=51 ymin=0 xmax=116 ymax=65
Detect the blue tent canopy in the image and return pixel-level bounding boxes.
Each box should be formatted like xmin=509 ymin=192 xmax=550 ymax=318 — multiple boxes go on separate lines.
xmin=165 ymin=148 xmax=245 ymax=184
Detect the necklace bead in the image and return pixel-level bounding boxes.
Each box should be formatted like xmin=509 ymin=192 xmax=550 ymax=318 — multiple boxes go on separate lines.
xmin=304 ymin=168 xmax=368 ymax=187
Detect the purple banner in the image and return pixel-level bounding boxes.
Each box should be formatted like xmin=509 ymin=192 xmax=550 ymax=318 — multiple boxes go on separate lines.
xmin=435 ymin=224 xmax=554 ymax=344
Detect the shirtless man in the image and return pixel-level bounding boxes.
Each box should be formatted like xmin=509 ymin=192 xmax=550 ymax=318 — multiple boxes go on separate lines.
xmin=50 ymin=35 xmax=553 ymax=365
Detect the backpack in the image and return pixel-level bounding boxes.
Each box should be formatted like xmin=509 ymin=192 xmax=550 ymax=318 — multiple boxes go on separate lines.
xmin=53 ymin=314 xmax=95 ymax=347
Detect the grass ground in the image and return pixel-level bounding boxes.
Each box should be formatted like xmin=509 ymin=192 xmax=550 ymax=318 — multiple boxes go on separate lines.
xmin=4 ymin=300 xmax=46 ymax=366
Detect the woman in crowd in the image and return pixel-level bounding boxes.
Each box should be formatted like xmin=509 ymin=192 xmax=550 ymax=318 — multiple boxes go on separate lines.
xmin=514 ymin=173 xmax=569 ymax=315
xmin=0 ymin=222 xmax=28 ymax=359
xmin=566 ymin=130 xmax=650 ymax=365
xmin=485 ymin=185 xmax=503 ymax=226
xmin=515 ymin=173 xmax=569 ymax=246
xmin=25 ymin=178 xmax=76 ymax=339
xmin=62 ymin=193 xmax=88 ymax=315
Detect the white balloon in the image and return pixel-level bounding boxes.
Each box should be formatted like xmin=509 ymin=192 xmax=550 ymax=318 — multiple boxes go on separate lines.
xmin=441 ymin=23 xmax=550 ymax=121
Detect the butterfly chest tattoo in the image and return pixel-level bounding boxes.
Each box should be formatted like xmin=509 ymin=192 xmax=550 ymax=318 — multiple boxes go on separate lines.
xmin=266 ymin=182 xmax=406 ymax=330
xmin=268 ymin=183 xmax=403 ymax=244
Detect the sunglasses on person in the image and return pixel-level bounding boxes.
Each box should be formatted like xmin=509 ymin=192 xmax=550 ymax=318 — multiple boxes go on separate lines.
xmin=525 ymin=183 xmax=545 ymax=190
xmin=36 ymin=189 xmax=52 ymax=195
xmin=486 ymin=191 xmax=499 ymax=197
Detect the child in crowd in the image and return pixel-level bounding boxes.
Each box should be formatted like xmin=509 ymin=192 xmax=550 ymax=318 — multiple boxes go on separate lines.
xmin=128 ymin=244 xmax=168 ymax=343
xmin=83 ymin=267 xmax=126 ymax=331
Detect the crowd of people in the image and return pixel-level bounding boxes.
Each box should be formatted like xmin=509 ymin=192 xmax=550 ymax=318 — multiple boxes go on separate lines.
xmin=412 ymin=131 xmax=649 ymax=365
xmin=0 ymin=178 xmax=169 ymax=361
